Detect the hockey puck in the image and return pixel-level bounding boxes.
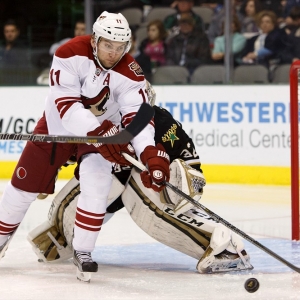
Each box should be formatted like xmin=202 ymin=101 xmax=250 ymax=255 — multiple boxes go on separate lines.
xmin=244 ymin=278 xmax=259 ymax=293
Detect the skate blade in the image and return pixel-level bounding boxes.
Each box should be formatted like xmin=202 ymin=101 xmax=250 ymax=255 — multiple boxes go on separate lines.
xmin=76 ymin=268 xmax=92 ymax=283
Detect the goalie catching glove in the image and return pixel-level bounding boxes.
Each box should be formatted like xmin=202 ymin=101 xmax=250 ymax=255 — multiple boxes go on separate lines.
xmin=165 ymin=159 xmax=206 ymax=215
xmin=87 ymin=120 xmax=135 ymax=166
xmin=140 ymin=143 xmax=170 ymax=192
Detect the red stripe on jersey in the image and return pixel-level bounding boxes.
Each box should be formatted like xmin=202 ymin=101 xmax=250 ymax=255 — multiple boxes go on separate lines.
xmin=55 ymin=96 xmax=81 ymax=107
xmin=55 ymin=97 xmax=81 ymax=118
xmin=0 ymin=221 xmax=19 ymax=235
xmin=0 ymin=229 xmax=15 ymax=235
xmin=75 ymin=221 xmax=101 ymax=232
xmin=77 ymin=207 xmax=105 ymax=218
xmin=0 ymin=221 xmax=20 ymax=227
xmin=75 ymin=211 xmax=104 ymax=227
xmin=122 ymin=112 xmax=136 ymax=127
xmin=75 ymin=206 xmax=105 ymax=232
xmin=149 ymin=118 xmax=155 ymax=127
xmin=59 ymin=102 xmax=78 ymax=118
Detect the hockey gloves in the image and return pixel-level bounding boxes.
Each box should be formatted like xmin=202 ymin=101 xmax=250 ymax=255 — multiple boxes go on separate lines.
xmin=140 ymin=143 xmax=170 ymax=192
xmin=87 ymin=120 xmax=135 ymax=166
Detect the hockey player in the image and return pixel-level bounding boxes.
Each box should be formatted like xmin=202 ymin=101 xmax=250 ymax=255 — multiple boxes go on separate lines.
xmin=0 ymin=12 xmax=171 ymax=281
xmin=28 ymin=82 xmax=253 ymax=277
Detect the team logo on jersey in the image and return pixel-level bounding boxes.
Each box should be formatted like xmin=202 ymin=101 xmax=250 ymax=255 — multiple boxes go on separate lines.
xmin=16 ymin=167 xmax=27 ymax=179
xmin=82 ymin=86 xmax=110 ymax=116
xmin=95 ymin=68 xmax=101 ymax=76
xmin=92 ymin=68 xmax=102 ymax=83
xmin=162 ymin=124 xmax=179 ymax=147
xmin=128 ymin=62 xmax=144 ymax=76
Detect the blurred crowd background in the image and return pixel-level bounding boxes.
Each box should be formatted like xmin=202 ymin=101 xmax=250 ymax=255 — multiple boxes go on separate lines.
xmin=0 ymin=0 xmax=299 ymax=86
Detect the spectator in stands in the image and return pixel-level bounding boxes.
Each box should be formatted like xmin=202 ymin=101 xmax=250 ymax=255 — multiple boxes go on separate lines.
xmin=0 ymin=19 xmax=28 ymax=66
xmin=256 ymin=0 xmax=285 ymax=25
xmin=164 ymin=0 xmax=204 ymax=36
xmin=237 ymin=10 xmax=287 ymax=67
xmin=279 ymin=6 xmax=300 ymax=63
xmin=49 ymin=20 xmax=86 ymax=55
xmin=165 ymin=13 xmax=211 ymax=74
xmin=129 ymin=28 xmax=153 ymax=82
xmin=207 ymin=0 xmax=241 ymax=44
xmin=276 ymin=1 xmax=300 ymax=27
xmin=0 ymin=19 xmax=30 ymax=85
xmin=196 ymin=0 xmax=223 ymax=10
xmin=239 ymin=0 xmax=263 ymax=35
xmin=211 ymin=15 xmax=246 ymax=65
xmin=285 ymin=4 xmax=300 ymax=34
xmin=270 ymin=0 xmax=300 ymax=18
xmin=37 ymin=20 xmax=86 ymax=85
xmin=139 ymin=19 xmax=167 ymax=73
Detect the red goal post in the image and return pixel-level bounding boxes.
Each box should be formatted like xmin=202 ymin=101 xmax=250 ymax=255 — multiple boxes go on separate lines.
xmin=290 ymin=60 xmax=300 ymax=240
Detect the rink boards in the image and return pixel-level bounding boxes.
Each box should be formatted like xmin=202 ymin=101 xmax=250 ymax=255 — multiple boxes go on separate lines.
xmin=0 ymin=85 xmax=291 ymax=185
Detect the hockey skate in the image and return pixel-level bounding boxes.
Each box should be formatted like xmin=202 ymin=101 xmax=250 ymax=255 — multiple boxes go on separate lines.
xmin=73 ymin=250 xmax=98 ymax=283
xmin=197 ymin=246 xmax=253 ymax=274
xmin=0 ymin=231 xmax=16 ymax=261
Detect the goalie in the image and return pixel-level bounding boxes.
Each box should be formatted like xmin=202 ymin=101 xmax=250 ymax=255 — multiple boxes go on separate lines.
xmin=28 ymin=83 xmax=253 ymax=275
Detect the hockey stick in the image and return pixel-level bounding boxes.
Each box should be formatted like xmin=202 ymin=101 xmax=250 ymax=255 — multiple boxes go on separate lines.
xmin=122 ymin=152 xmax=300 ymax=274
xmin=0 ymin=103 xmax=154 ymax=144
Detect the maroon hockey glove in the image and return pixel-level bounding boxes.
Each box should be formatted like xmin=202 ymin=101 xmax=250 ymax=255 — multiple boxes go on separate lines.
xmin=140 ymin=143 xmax=170 ymax=192
xmin=87 ymin=120 xmax=135 ymax=166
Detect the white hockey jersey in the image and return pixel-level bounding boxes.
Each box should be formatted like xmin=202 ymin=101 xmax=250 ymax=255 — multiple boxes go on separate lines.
xmin=44 ymin=35 xmax=155 ymax=157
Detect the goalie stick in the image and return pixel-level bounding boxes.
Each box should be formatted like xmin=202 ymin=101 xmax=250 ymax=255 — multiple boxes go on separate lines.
xmin=0 ymin=103 xmax=154 ymax=145
xmin=122 ymin=152 xmax=300 ymax=274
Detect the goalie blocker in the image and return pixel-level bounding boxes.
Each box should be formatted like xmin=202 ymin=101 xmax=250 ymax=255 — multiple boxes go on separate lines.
xmin=28 ymin=159 xmax=252 ymax=274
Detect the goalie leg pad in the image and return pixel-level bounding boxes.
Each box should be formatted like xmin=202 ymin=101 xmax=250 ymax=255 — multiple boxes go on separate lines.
xmin=209 ymin=225 xmax=231 ymax=255
xmin=28 ymin=175 xmax=125 ymax=262
xmin=196 ymin=226 xmax=253 ymax=274
xmin=122 ymin=169 xmax=252 ymax=273
xmin=47 ymin=177 xmax=80 ymax=227
xmin=166 ymin=159 xmax=206 ymax=215
xmin=122 ymin=169 xmax=216 ymax=260
xmin=122 ymin=179 xmax=206 ymax=259
xmin=27 ymin=221 xmax=73 ymax=263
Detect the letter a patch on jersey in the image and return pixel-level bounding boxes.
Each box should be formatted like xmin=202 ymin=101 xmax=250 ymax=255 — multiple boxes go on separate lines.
xmin=129 ymin=62 xmax=144 ymax=76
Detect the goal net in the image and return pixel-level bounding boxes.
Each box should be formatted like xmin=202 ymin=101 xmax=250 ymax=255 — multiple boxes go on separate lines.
xmin=290 ymin=60 xmax=300 ymax=240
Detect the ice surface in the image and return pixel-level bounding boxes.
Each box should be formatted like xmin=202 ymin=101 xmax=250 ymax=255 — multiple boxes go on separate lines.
xmin=0 ymin=180 xmax=299 ymax=300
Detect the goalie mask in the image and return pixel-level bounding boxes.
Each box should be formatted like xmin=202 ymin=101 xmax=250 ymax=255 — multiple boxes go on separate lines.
xmin=92 ymin=11 xmax=131 ymax=70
